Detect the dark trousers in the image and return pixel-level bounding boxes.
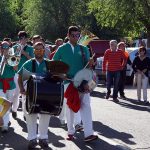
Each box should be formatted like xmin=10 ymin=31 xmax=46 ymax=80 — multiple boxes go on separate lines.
xmin=106 ymin=71 xmax=121 ymax=99
xmin=118 ymin=70 xmax=126 ymax=96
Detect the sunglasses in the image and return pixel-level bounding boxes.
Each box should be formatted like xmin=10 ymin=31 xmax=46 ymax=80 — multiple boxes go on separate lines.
xmin=1 ymin=45 xmax=9 ymax=49
xmin=34 ymin=49 xmax=44 ymax=51
xmin=70 ymin=33 xmax=80 ymax=38
xmin=139 ymin=50 xmax=145 ymax=53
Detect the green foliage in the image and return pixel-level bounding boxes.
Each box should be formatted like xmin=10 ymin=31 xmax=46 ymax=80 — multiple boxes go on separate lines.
xmin=0 ymin=0 xmax=18 ymax=39
xmin=88 ymin=0 xmax=150 ymax=38
xmin=22 ymin=0 xmax=74 ymax=41
xmin=1 ymin=0 xmax=150 ymax=42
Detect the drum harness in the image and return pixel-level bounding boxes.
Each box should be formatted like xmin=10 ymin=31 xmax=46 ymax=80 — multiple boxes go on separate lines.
xmin=67 ymin=46 xmax=96 ymax=93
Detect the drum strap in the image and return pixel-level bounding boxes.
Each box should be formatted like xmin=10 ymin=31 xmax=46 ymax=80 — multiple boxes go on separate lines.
xmin=80 ymin=45 xmax=86 ymax=67
xmin=32 ymin=59 xmax=49 ymax=73
xmin=21 ymin=45 xmax=28 ymax=57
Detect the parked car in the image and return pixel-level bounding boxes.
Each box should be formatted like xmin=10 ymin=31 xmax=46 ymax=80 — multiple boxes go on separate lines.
xmin=95 ymin=47 xmax=150 ymax=84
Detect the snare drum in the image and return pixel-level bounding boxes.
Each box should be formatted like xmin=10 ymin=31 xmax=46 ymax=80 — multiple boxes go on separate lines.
xmin=73 ymin=68 xmax=97 ymax=92
xmin=26 ymin=75 xmax=64 ymax=115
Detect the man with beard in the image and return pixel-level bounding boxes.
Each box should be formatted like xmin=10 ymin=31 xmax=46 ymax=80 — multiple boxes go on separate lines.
xmin=18 ymin=42 xmax=50 ymax=149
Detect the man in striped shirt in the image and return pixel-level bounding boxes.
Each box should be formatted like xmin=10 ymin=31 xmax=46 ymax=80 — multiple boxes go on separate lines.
xmin=102 ymin=40 xmax=126 ymax=102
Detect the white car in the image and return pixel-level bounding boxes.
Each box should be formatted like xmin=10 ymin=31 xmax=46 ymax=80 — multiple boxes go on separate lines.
xmin=95 ymin=47 xmax=150 ymax=83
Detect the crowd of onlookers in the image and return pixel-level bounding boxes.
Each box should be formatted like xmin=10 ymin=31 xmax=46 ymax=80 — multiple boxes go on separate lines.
xmin=102 ymin=40 xmax=150 ymax=104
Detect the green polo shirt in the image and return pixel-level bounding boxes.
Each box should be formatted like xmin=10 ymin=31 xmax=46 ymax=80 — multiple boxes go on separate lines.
xmin=0 ymin=57 xmax=16 ymax=90
xmin=13 ymin=44 xmax=34 ymax=71
xmin=53 ymin=43 xmax=90 ymax=79
xmin=18 ymin=58 xmax=50 ymax=75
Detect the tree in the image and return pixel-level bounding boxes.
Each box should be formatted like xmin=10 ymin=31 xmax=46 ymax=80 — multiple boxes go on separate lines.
xmin=88 ymin=0 xmax=150 ymax=47
xmin=0 ymin=0 xmax=18 ymax=39
xmin=22 ymin=0 xmax=74 ymax=41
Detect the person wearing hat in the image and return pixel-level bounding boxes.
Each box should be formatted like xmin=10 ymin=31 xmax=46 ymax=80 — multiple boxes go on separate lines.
xmin=0 ymin=97 xmax=11 ymax=127
xmin=18 ymin=42 xmax=51 ymax=149
xmin=0 ymin=41 xmax=16 ymax=132
xmin=11 ymin=31 xmax=34 ymax=119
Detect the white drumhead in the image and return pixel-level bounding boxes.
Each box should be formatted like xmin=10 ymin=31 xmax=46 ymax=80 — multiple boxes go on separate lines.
xmin=73 ymin=68 xmax=93 ymax=87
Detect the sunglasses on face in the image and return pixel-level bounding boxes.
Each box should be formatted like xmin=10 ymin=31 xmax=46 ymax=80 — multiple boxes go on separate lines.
xmin=70 ymin=33 xmax=80 ymax=38
xmin=34 ymin=48 xmax=44 ymax=51
xmin=1 ymin=45 xmax=9 ymax=49
xmin=139 ymin=50 xmax=144 ymax=53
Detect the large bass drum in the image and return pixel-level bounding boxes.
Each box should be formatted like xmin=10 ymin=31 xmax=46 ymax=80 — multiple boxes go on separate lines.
xmin=26 ymin=75 xmax=64 ymax=115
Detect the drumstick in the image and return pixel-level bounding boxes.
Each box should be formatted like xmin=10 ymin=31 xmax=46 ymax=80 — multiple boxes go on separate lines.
xmin=84 ymin=53 xmax=95 ymax=69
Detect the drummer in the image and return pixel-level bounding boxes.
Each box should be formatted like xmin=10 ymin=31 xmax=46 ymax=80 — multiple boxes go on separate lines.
xmin=53 ymin=26 xmax=98 ymax=142
xmin=18 ymin=42 xmax=50 ymax=149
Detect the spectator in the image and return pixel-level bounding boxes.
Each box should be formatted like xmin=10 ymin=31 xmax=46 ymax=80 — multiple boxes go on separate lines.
xmin=138 ymin=37 xmax=146 ymax=47
xmin=102 ymin=40 xmax=126 ymax=102
xmin=49 ymin=38 xmax=63 ymax=60
xmin=132 ymin=46 xmax=150 ymax=104
xmin=117 ymin=42 xmax=132 ymax=99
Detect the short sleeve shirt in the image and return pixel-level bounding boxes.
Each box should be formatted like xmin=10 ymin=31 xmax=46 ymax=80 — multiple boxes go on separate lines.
xmin=0 ymin=56 xmax=16 ymax=90
xmin=18 ymin=58 xmax=50 ymax=75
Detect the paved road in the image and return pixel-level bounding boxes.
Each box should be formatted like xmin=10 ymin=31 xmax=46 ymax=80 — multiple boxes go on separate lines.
xmin=0 ymin=85 xmax=150 ymax=150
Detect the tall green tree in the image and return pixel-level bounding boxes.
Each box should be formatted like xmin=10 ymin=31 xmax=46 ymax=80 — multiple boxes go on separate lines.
xmin=0 ymin=0 xmax=18 ymax=39
xmin=88 ymin=0 xmax=150 ymax=46
xmin=22 ymin=0 xmax=74 ymax=41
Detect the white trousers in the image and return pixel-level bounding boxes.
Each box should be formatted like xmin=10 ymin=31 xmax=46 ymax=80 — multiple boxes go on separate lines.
xmin=0 ymin=89 xmax=15 ymax=126
xmin=59 ymin=83 xmax=81 ymax=125
xmin=137 ymin=73 xmax=148 ymax=101
xmin=12 ymin=74 xmax=20 ymax=112
xmin=22 ymin=94 xmax=51 ymax=141
xmin=65 ymin=84 xmax=94 ymax=138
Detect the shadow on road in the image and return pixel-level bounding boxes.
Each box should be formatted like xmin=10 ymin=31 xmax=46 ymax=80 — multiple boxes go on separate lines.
xmin=93 ymin=121 xmax=135 ymax=145
xmin=91 ymin=90 xmax=106 ymax=98
xmin=118 ymin=98 xmax=150 ymax=112
xmin=91 ymin=89 xmax=150 ymax=113
xmin=0 ymin=127 xmax=27 ymax=150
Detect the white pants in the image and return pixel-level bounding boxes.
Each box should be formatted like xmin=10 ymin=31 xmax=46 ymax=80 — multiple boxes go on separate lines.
xmin=22 ymin=94 xmax=51 ymax=141
xmin=137 ymin=73 xmax=148 ymax=101
xmin=59 ymin=83 xmax=81 ymax=125
xmin=66 ymin=84 xmax=94 ymax=138
xmin=12 ymin=74 xmax=20 ymax=112
xmin=0 ymin=89 xmax=15 ymax=127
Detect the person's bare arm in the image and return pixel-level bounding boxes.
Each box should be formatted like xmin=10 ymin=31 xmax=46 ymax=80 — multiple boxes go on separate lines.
xmin=0 ymin=100 xmax=11 ymax=126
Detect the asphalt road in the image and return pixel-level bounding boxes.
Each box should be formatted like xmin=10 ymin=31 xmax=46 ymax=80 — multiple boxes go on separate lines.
xmin=0 ymin=84 xmax=150 ymax=150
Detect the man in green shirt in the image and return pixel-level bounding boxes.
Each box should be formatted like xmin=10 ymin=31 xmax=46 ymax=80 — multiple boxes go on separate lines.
xmin=53 ymin=26 xmax=98 ymax=142
xmin=18 ymin=42 xmax=50 ymax=149
xmin=0 ymin=41 xmax=16 ymax=133
xmin=12 ymin=31 xmax=34 ymax=119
